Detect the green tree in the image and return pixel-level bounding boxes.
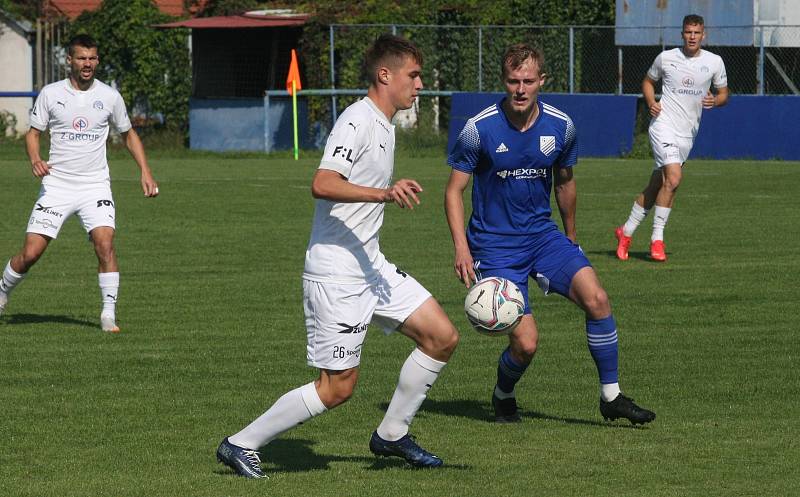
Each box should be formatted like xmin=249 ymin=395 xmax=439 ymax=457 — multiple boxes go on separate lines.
xmin=72 ymin=0 xmax=191 ymax=131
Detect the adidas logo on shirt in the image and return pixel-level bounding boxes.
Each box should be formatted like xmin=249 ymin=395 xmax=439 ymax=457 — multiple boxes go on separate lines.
xmin=495 ymin=143 xmax=509 ymax=153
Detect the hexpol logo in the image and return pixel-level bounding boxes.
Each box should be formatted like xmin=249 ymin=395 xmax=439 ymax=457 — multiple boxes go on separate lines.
xmin=72 ymin=116 xmax=89 ymax=131
xmin=682 ymin=76 xmax=694 ymax=87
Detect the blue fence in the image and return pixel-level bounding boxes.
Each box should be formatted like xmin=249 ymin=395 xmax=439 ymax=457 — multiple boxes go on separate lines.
xmin=693 ymin=96 xmax=800 ymax=160
xmin=449 ymin=93 xmax=800 ymax=160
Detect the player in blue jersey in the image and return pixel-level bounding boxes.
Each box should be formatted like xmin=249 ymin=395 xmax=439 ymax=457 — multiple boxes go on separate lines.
xmin=445 ymin=43 xmax=655 ymax=425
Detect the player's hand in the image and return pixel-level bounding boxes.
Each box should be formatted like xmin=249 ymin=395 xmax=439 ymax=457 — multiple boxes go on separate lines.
xmin=454 ymin=248 xmax=477 ymax=288
xmin=141 ymin=173 xmax=159 ymax=197
xmin=702 ymin=92 xmax=716 ymax=109
xmin=31 ymin=159 xmax=50 ymax=177
xmin=385 ymin=178 xmax=422 ymax=209
xmin=649 ymin=101 xmax=662 ymax=117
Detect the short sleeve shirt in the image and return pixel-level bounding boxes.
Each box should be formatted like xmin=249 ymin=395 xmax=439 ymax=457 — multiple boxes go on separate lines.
xmin=647 ymin=48 xmax=727 ymax=138
xmin=30 ymin=78 xmax=131 ymax=185
xmin=303 ymin=97 xmax=396 ymax=283
xmin=448 ymin=99 xmax=577 ymax=252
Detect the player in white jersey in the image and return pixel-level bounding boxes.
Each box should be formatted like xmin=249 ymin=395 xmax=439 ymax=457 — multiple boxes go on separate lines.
xmin=0 ymin=35 xmax=159 ymax=331
xmin=216 ymin=34 xmax=459 ymax=478
xmin=615 ymin=14 xmax=728 ymax=262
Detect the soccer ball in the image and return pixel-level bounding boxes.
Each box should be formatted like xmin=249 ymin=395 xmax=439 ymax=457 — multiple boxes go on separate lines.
xmin=464 ymin=277 xmax=525 ymax=335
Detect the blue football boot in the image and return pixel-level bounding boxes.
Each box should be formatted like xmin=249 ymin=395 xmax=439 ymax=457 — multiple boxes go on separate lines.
xmin=369 ymin=431 xmax=443 ymax=468
xmin=216 ymin=437 xmax=268 ymax=479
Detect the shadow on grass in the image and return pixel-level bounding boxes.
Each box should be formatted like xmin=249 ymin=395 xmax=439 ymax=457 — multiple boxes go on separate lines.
xmin=1 ymin=313 xmax=97 ymax=329
xmin=412 ymin=398 xmax=646 ymax=430
xmin=215 ymin=438 xmax=471 ymax=475
xmin=587 ymin=249 xmax=658 ymax=262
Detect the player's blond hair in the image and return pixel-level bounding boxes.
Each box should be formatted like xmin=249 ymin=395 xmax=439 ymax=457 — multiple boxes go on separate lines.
xmin=501 ymin=43 xmax=545 ymax=78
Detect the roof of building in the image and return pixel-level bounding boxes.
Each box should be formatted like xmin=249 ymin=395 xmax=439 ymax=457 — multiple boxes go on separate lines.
xmin=156 ymin=11 xmax=310 ymax=29
xmin=45 ymin=0 xmax=196 ymax=19
xmin=0 ymin=8 xmax=34 ymax=33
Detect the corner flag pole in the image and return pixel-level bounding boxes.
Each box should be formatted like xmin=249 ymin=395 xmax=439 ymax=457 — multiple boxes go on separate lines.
xmin=292 ymin=79 xmax=298 ymax=160
xmin=286 ymin=49 xmax=302 ymax=161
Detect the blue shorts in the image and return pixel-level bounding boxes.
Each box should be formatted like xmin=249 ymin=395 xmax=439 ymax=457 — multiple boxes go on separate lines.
xmin=472 ymin=228 xmax=591 ymax=314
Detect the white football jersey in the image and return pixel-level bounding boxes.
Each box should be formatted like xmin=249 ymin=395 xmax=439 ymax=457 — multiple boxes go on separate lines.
xmin=30 ymin=78 xmax=132 ymax=185
xmin=647 ymin=48 xmax=727 ymax=138
xmin=303 ymin=97 xmax=396 ymax=283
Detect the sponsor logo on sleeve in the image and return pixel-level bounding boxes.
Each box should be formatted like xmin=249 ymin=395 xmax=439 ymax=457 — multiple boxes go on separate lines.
xmin=332 ymin=146 xmax=354 ymax=163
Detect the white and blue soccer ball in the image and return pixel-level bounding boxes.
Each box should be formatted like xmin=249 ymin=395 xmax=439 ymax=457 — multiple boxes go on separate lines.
xmin=464 ymin=277 xmax=525 ymax=336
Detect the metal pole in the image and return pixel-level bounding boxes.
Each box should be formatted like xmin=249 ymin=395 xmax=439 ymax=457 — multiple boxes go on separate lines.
xmin=758 ymin=26 xmax=765 ymax=95
xmin=36 ymin=18 xmax=42 ymax=90
xmin=264 ymin=94 xmax=271 ymax=153
xmin=392 ymin=24 xmax=397 ymax=35
xmin=569 ymin=26 xmax=574 ymax=94
xmin=329 ymin=25 xmax=338 ymax=124
xmin=478 ymin=26 xmax=483 ymax=91
xmin=617 ymin=47 xmax=623 ymax=95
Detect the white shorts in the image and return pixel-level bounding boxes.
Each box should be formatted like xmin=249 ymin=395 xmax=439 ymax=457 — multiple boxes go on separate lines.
xmin=27 ymin=181 xmax=115 ymax=239
xmin=648 ymin=122 xmax=694 ymax=169
xmin=303 ymin=260 xmax=432 ymax=370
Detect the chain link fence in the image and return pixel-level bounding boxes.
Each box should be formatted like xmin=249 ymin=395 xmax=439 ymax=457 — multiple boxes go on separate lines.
xmin=328 ymin=24 xmax=800 ymax=96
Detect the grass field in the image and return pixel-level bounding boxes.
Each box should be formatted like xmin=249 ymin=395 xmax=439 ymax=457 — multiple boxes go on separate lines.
xmin=1 ymin=141 xmax=798 ymax=497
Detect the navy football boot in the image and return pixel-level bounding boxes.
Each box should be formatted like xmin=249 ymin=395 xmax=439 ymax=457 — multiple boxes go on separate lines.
xmin=492 ymin=392 xmax=522 ymax=423
xmin=216 ymin=437 xmax=268 ymax=478
xmin=369 ymin=431 xmax=443 ymax=468
xmin=600 ymin=394 xmax=656 ymax=425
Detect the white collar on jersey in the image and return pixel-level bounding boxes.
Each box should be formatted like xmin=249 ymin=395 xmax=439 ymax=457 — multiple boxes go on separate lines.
xmin=63 ymin=78 xmax=98 ymax=95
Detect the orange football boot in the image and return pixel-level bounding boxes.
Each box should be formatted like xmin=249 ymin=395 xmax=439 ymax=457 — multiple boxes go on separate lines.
xmin=650 ymin=240 xmax=667 ymax=262
xmin=615 ymin=226 xmax=632 ymax=261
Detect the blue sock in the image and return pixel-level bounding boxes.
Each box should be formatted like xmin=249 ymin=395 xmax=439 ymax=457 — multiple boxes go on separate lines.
xmin=496 ymin=347 xmax=528 ymax=395
xmin=586 ymin=315 xmax=619 ymax=384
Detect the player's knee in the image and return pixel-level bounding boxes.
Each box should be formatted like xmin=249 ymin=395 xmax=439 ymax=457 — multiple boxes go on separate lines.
xmin=663 ymin=172 xmax=682 ymax=192
xmin=93 ymin=241 xmax=115 ymax=262
xmin=325 ymin=382 xmax=356 ymax=408
xmin=317 ymin=369 xmax=358 ymax=408
xmin=438 ymin=326 xmax=459 ymax=358
xmin=512 ymin=336 xmax=538 ymax=362
xmin=583 ymin=288 xmax=611 ymax=318
xmin=17 ymin=249 xmax=43 ymax=271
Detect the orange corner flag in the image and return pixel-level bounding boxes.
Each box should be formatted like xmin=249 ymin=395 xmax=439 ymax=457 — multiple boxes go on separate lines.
xmin=286 ymin=49 xmax=302 ymax=95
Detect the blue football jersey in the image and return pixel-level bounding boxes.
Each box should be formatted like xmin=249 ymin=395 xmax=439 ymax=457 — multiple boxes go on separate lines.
xmin=448 ymin=99 xmax=578 ymax=252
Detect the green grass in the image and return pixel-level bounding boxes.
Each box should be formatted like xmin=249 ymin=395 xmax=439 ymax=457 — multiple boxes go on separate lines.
xmin=1 ymin=142 xmax=798 ymax=497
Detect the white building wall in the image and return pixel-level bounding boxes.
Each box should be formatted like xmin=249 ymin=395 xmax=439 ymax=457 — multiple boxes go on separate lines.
xmin=0 ymin=19 xmax=33 ymax=136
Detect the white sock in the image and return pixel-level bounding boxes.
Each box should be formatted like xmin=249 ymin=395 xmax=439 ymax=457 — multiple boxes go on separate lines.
xmin=601 ymin=382 xmax=621 ymax=402
xmin=651 ymin=206 xmax=672 ymax=242
xmin=377 ymin=348 xmax=446 ymax=441
xmin=229 ymin=381 xmax=327 ymax=450
xmin=1 ymin=260 xmax=25 ymax=297
xmin=493 ymin=385 xmax=516 ymax=400
xmin=622 ymin=202 xmax=648 ymax=237
xmin=98 ymin=272 xmax=119 ymax=317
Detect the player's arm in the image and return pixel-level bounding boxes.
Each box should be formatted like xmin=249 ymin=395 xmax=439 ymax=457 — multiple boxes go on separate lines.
xmin=444 ymin=169 xmax=476 ymax=287
xmin=25 ymin=127 xmax=49 ymax=178
xmin=703 ymin=86 xmax=729 ymax=109
xmin=121 ymin=128 xmax=158 ymax=197
xmin=554 ymin=166 xmax=577 ymax=242
xmin=642 ymin=76 xmax=661 ymax=117
xmin=311 ymin=169 xmax=421 ymax=209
